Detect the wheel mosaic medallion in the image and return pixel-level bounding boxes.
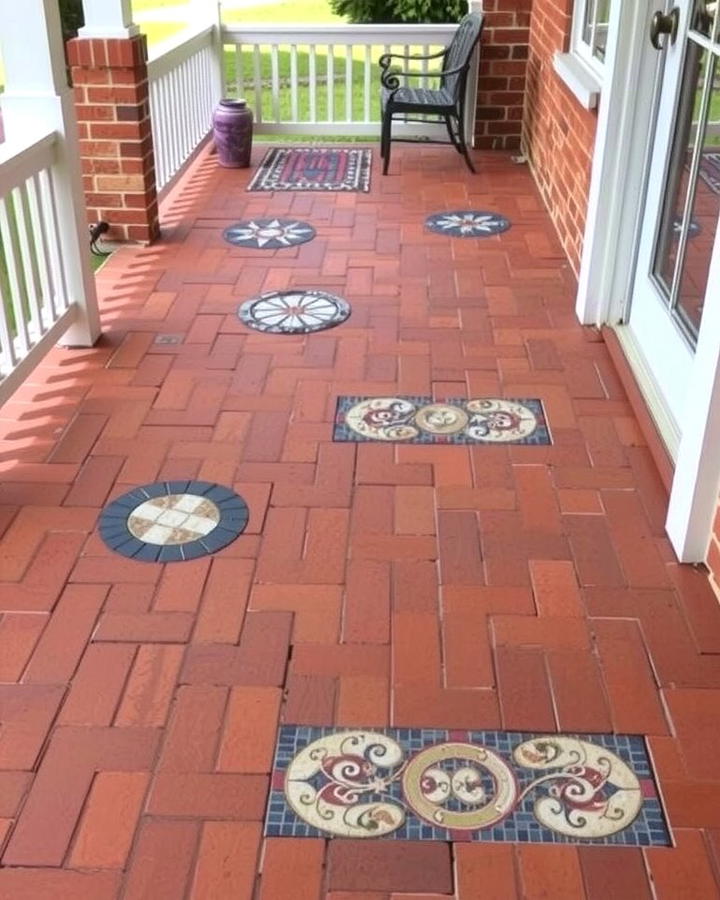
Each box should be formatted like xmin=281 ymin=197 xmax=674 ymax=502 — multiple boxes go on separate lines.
xmin=425 ymin=210 xmax=511 ymax=238
xmin=223 ymin=218 xmax=316 ymax=249
xmin=238 ymin=289 xmax=351 ymax=334
xmin=99 ymin=481 xmax=249 ymax=562
xmin=265 ymin=727 xmax=671 ymax=846
xmin=333 ymin=396 xmax=550 ymax=445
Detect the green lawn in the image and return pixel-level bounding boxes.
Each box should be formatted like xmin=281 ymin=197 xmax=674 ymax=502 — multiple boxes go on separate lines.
xmin=139 ymin=2 xmax=442 ymax=132
xmin=132 ymin=0 xmax=188 ymax=10
xmin=225 ymin=0 xmax=343 ymax=25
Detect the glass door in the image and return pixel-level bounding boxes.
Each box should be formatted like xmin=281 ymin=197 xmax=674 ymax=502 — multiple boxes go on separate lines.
xmin=627 ymin=0 xmax=720 ymax=453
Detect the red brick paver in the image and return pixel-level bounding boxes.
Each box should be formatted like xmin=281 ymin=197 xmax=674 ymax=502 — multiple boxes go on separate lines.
xmin=1 ymin=144 xmax=720 ymax=898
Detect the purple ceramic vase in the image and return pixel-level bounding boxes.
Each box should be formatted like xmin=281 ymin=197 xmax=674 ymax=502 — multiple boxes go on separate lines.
xmin=213 ymin=99 xmax=254 ymax=168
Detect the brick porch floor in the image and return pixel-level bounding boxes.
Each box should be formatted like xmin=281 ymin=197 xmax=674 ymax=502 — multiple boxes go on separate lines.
xmin=1 ymin=144 xmax=720 ymax=899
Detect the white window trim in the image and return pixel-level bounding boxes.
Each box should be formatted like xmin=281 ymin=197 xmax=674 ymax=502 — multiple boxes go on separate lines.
xmin=553 ymin=0 xmax=611 ymax=109
xmin=552 ymin=52 xmax=601 ymax=108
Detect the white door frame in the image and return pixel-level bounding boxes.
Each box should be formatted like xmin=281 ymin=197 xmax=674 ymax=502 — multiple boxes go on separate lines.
xmin=575 ymin=0 xmax=720 ymax=563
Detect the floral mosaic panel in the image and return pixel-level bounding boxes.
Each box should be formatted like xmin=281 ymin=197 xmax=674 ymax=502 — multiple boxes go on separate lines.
xmin=265 ymin=727 xmax=671 ymax=847
xmin=223 ymin=218 xmax=316 ymax=249
xmin=99 ymin=480 xmax=249 ymax=562
xmin=425 ymin=210 xmax=511 ymax=238
xmin=333 ymin=396 xmax=550 ymax=445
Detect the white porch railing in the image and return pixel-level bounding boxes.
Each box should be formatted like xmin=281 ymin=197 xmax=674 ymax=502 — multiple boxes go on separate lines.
xmin=144 ymin=15 xmax=479 ymax=187
xmin=0 ymin=131 xmax=86 ymax=402
xmin=220 ymin=23 xmax=460 ymax=139
xmin=148 ymin=24 xmax=222 ymax=192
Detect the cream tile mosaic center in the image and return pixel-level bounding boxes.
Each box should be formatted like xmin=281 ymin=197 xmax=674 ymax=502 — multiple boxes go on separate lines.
xmin=127 ymin=494 xmax=221 ymax=545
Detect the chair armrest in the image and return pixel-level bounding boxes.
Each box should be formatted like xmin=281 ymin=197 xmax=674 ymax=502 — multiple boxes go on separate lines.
xmin=378 ymin=47 xmax=446 ymax=70
xmin=380 ymin=62 xmax=466 ymax=91
xmin=380 ymin=67 xmax=442 ymax=89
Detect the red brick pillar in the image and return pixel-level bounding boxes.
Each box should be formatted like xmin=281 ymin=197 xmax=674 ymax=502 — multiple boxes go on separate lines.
xmin=66 ymin=36 xmax=160 ymax=243
xmin=475 ymin=0 xmax=532 ymax=150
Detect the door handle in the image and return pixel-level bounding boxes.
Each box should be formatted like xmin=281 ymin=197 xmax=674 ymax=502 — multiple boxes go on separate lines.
xmin=650 ymin=7 xmax=679 ymax=49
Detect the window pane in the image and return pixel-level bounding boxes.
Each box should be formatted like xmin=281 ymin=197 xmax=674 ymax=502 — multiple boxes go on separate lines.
xmin=582 ymin=0 xmax=596 ymax=47
xmin=592 ymin=0 xmax=612 ymax=62
xmin=652 ymin=44 xmax=710 ymax=304
xmin=675 ymin=60 xmax=720 ymax=340
xmin=691 ymin=0 xmax=718 ymax=38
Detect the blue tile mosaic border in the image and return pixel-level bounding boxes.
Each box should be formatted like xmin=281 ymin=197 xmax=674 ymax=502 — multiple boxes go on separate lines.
xmin=333 ymin=396 xmax=551 ymax=445
xmin=265 ymin=726 xmax=671 ymax=847
xmin=99 ymin=480 xmax=249 ymax=563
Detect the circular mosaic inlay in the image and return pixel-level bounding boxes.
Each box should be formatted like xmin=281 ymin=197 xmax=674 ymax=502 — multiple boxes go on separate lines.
xmin=343 ymin=397 xmax=539 ymax=443
xmin=414 ymin=403 xmax=469 ymax=436
xmin=425 ymin=210 xmax=511 ymax=238
xmin=238 ymin=289 xmax=351 ymax=334
xmin=99 ymin=481 xmax=249 ymax=563
xmin=223 ymin=218 xmax=316 ymax=249
xmin=402 ymin=742 xmax=518 ymax=830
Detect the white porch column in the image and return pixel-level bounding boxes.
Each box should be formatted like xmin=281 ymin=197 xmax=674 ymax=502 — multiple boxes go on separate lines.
xmin=0 ymin=0 xmax=101 ymax=347
xmin=79 ymin=0 xmax=139 ymax=37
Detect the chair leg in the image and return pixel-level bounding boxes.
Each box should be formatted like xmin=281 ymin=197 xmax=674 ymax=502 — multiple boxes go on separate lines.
xmin=381 ymin=111 xmax=392 ymax=175
xmin=444 ymin=115 xmax=460 ymax=151
xmin=454 ymin=115 xmax=476 ymax=174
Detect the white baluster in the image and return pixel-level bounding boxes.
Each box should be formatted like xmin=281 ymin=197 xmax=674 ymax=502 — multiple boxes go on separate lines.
xmin=309 ymin=45 xmax=317 ymax=123
xmin=271 ymin=44 xmax=281 ymax=122
xmin=290 ymin=45 xmax=299 ymax=122
xmin=327 ymin=45 xmax=335 ymax=122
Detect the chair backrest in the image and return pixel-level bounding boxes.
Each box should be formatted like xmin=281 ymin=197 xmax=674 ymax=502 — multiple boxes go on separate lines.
xmin=441 ymin=12 xmax=484 ymax=100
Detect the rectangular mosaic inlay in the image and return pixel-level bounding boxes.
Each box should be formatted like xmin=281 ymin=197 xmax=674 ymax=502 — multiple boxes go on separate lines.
xmin=265 ymin=727 xmax=670 ymax=847
xmin=332 ymin=396 xmax=551 ymax=445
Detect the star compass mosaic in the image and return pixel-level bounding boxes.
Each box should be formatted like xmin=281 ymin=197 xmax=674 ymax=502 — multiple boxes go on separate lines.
xmin=265 ymin=727 xmax=671 ymax=847
xmin=425 ymin=210 xmax=511 ymax=238
xmin=98 ymin=481 xmax=249 ymax=562
xmin=238 ymin=289 xmax=351 ymax=335
xmin=333 ymin=396 xmax=550 ymax=445
xmin=223 ymin=218 xmax=316 ymax=249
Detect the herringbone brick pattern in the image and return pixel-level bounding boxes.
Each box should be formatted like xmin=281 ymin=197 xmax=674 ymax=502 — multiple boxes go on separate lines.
xmin=1 ymin=144 xmax=719 ymax=898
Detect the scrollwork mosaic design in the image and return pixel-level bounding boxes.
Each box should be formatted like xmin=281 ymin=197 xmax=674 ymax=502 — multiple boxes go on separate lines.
xmin=333 ymin=396 xmax=550 ymax=445
xmin=266 ymin=727 xmax=670 ymax=846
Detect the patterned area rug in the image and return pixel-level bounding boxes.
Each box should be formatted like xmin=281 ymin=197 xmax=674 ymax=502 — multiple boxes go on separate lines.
xmin=248 ymin=147 xmax=372 ymax=192
xmin=699 ymin=150 xmax=720 ymax=195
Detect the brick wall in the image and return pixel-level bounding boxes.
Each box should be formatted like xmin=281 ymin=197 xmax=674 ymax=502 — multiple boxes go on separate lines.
xmin=521 ymin=0 xmax=596 ymax=273
xmin=67 ymin=36 xmax=159 ymax=243
xmin=707 ymin=504 xmax=720 ymax=598
xmin=474 ymin=0 xmax=532 ymax=150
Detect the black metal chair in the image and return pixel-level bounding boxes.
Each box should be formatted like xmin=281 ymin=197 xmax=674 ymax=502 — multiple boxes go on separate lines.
xmin=379 ymin=12 xmax=484 ymax=175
